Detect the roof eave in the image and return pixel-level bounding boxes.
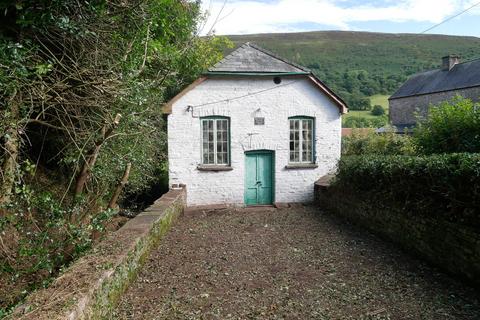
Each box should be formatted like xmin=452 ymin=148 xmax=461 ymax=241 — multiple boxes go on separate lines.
xmin=307 ymin=74 xmax=348 ymax=114
xmin=204 ymin=72 xmax=348 ymax=114
xmin=163 ymin=73 xmax=348 ymax=115
xmin=204 ymin=71 xmax=310 ymax=76
xmin=162 ymin=77 xmax=207 ymax=114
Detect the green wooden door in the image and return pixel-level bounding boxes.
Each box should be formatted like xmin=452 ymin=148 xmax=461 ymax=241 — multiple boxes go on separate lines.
xmin=245 ymin=151 xmax=274 ymax=205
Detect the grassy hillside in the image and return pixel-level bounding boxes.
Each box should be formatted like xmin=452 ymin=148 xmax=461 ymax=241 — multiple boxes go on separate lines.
xmin=370 ymin=94 xmax=389 ymax=108
xmin=226 ymin=31 xmax=480 ymax=112
xmin=227 ymin=31 xmax=480 ymax=83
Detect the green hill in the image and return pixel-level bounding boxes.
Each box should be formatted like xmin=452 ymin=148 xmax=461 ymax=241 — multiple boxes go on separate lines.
xmin=226 ymin=31 xmax=480 ymax=112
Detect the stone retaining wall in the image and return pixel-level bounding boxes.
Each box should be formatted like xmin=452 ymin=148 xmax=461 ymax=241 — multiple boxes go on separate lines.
xmin=9 ymin=188 xmax=186 ymax=320
xmin=315 ymin=180 xmax=480 ymax=286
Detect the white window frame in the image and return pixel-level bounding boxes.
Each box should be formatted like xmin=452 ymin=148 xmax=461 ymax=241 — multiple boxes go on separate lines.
xmin=289 ymin=117 xmax=315 ymax=164
xmin=200 ymin=117 xmax=230 ymax=165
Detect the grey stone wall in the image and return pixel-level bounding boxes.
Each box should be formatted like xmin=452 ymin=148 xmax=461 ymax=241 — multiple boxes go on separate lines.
xmin=389 ymin=87 xmax=480 ymax=126
xmin=315 ymin=181 xmax=480 ymax=286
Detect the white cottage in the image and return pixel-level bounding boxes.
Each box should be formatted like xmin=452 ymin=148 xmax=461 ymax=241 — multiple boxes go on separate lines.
xmin=164 ymin=43 xmax=347 ymax=206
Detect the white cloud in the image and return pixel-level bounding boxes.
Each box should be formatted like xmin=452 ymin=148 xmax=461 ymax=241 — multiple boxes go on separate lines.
xmin=199 ymin=0 xmax=479 ymax=35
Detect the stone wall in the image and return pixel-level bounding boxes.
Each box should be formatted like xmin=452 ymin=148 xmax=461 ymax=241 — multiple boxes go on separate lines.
xmin=389 ymin=86 xmax=480 ymax=126
xmin=168 ymin=76 xmax=342 ymax=206
xmin=315 ymin=180 xmax=480 ymax=286
xmin=9 ymin=188 xmax=186 ymax=320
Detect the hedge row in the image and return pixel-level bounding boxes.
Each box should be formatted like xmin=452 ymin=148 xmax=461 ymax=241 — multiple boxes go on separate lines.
xmin=334 ymin=153 xmax=480 ymax=226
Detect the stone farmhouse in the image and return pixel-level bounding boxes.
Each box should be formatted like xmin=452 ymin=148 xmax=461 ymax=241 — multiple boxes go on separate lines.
xmin=164 ymin=43 xmax=347 ymax=206
xmin=389 ymin=55 xmax=480 ymax=129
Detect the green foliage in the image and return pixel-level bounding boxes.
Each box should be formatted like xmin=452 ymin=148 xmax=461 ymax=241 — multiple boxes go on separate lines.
xmin=227 ymin=30 xmax=480 ymax=102
xmin=342 ymin=129 xmax=416 ymax=156
xmin=0 ymin=186 xmax=116 ymax=310
xmin=343 ymin=115 xmax=387 ymax=128
xmin=1 ymin=0 xmax=229 ymax=200
xmin=335 ymin=153 xmax=480 ymax=226
xmin=371 ymin=105 xmax=385 ymax=116
xmin=0 ymin=0 xmax=229 ymax=310
xmin=413 ymin=96 xmax=480 ymax=154
xmin=339 ymin=91 xmax=371 ymax=111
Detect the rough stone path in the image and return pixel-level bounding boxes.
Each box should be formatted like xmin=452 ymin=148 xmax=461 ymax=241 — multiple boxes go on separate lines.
xmin=113 ymin=206 xmax=480 ymax=319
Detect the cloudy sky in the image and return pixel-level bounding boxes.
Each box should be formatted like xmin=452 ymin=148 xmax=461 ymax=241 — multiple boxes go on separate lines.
xmin=200 ymin=0 xmax=480 ymax=36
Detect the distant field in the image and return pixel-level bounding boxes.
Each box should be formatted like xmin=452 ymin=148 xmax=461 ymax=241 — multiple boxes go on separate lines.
xmin=370 ymin=94 xmax=390 ymax=109
xmin=342 ymin=95 xmax=389 ymax=128
xmin=343 ymin=95 xmax=389 ymax=121
xmin=343 ymin=110 xmax=382 ymax=121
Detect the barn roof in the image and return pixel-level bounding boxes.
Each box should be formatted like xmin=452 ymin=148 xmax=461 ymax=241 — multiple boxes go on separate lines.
xmin=207 ymin=42 xmax=309 ymax=74
xmin=390 ymin=58 xmax=480 ymax=100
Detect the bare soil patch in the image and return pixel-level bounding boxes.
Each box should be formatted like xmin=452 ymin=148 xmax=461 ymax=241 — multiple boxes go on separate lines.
xmin=114 ymin=206 xmax=480 ymax=319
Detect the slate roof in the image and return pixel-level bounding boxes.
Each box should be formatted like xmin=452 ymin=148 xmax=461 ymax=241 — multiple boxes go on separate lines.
xmin=390 ymin=58 xmax=480 ymax=100
xmin=208 ymin=42 xmax=309 ymax=74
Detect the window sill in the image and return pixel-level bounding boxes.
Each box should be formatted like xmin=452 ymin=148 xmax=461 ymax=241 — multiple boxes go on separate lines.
xmin=197 ymin=165 xmax=233 ymax=172
xmin=285 ymin=163 xmax=318 ymax=169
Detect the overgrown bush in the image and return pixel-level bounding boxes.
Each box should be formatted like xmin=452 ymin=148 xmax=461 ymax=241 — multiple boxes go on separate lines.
xmin=0 ymin=164 xmax=118 ymax=311
xmin=343 ymin=115 xmax=387 ymax=128
xmin=335 ymin=153 xmax=480 ymax=226
xmin=414 ymin=96 xmax=480 ymax=154
xmin=371 ymin=105 xmax=385 ymax=116
xmin=342 ymin=128 xmax=416 ymax=156
xmin=0 ymin=0 xmax=230 ymax=313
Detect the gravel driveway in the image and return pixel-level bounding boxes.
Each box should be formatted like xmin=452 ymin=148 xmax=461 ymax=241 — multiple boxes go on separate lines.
xmin=113 ymin=206 xmax=480 ymax=319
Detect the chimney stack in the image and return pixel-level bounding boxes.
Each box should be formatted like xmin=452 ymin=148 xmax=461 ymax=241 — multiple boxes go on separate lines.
xmin=442 ymin=55 xmax=460 ymax=71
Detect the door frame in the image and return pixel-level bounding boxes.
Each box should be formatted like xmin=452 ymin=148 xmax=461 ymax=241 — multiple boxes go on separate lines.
xmin=244 ymin=150 xmax=275 ymax=206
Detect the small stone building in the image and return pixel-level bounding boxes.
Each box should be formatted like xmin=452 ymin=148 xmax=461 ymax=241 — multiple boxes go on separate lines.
xmin=164 ymin=43 xmax=347 ymax=206
xmin=389 ymin=55 xmax=480 ymax=127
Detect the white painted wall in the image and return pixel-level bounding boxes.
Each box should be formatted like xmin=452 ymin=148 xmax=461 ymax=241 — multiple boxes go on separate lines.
xmin=168 ymin=76 xmax=342 ymax=206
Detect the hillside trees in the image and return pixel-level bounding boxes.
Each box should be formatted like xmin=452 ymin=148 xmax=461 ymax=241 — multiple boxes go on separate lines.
xmin=230 ymin=31 xmax=480 ymax=112
xmin=0 ymin=0 xmax=228 ymax=209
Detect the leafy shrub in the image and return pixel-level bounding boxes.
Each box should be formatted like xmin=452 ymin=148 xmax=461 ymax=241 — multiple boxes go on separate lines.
xmin=343 ymin=115 xmax=387 ymax=128
xmin=0 ymin=0 xmax=229 ymax=310
xmin=339 ymin=91 xmax=372 ymax=111
xmin=342 ymin=128 xmax=416 ymax=156
xmin=335 ymin=153 xmax=480 ymax=226
xmin=0 ymin=184 xmax=117 ymax=310
xmin=414 ymin=96 xmax=480 ymax=154
xmin=371 ymin=105 xmax=386 ymax=116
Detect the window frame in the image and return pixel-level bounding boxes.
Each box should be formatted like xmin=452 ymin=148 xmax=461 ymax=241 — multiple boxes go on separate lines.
xmin=200 ymin=116 xmax=231 ymax=166
xmin=288 ymin=116 xmax=315 ymax=164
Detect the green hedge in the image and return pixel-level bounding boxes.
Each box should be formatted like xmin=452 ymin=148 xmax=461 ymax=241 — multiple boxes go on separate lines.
xmin=335 ymin=153 xmax=480 ymax=226
xmin=414 ymin=96 xmax=480 ymax=154
xmin=342 ymin=128 xmax=416 ymax=156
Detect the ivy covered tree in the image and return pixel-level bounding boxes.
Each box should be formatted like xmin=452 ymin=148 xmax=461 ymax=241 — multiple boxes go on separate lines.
xmin=0 ymin=0 xmax=230 ymax=207
xmin=0 ymin=0 xmax=231 ymax=309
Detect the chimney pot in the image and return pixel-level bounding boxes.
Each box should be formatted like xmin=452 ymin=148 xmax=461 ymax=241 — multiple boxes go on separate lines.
xmin=442 ymin=55 xmax=460 ymax=71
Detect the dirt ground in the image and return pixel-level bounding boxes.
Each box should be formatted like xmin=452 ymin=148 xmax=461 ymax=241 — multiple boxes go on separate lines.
xmin=114 ymin=206 xmax=480 ymax=320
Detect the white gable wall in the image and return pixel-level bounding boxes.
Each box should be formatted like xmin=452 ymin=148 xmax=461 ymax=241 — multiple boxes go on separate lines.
xmin=168 ymin=77 xmax=341 ymax=206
